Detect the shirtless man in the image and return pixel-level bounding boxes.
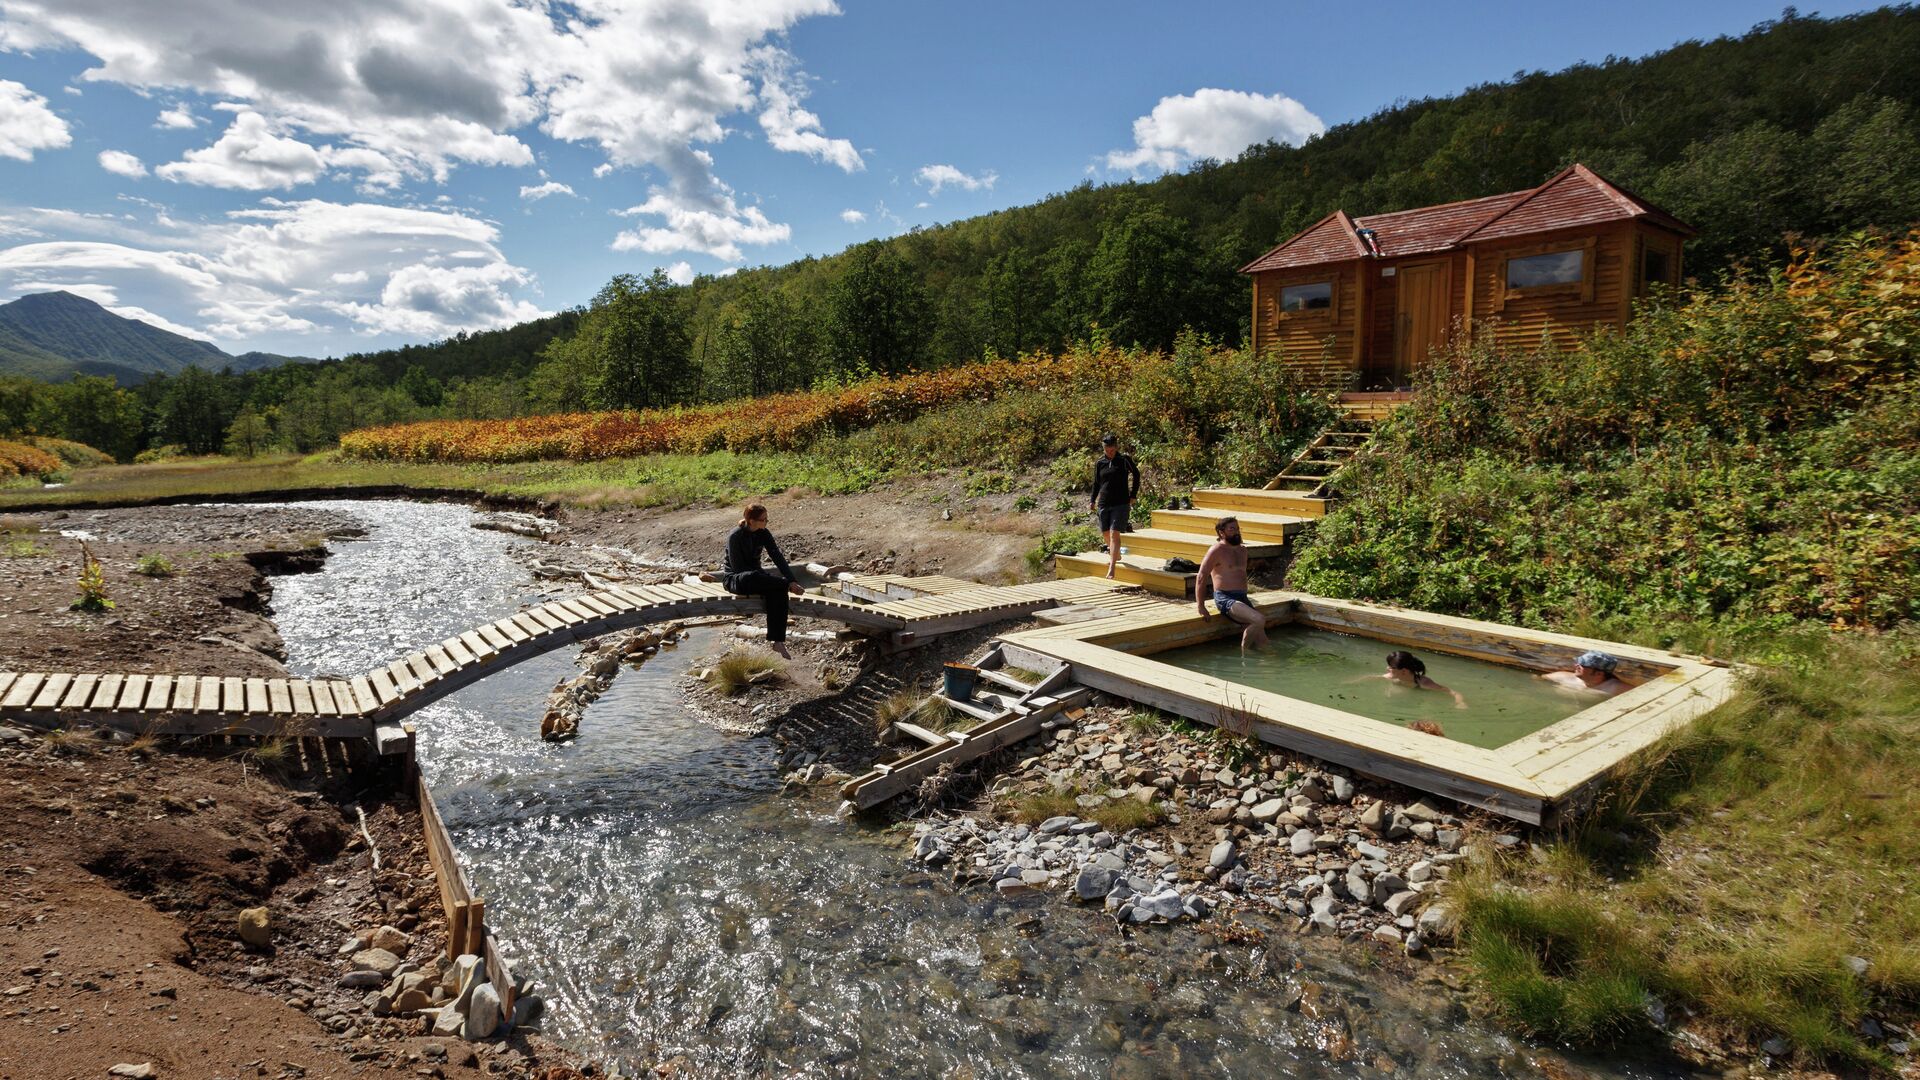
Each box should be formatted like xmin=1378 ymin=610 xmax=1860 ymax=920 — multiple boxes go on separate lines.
xmin=1196 ymin=517 xmax=1268 ymax=649
xmin=1540 ymin=651 xmax=1632 ymax=696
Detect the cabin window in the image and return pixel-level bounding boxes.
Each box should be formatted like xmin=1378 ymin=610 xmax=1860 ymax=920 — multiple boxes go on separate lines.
xmin=1506 ymin=249 xmax=1584 ymax=289
xmin=1641 ymin=247 xmax=1672 ymax=292
xmin=1280 ymin=282 xmax=1333 ymax=313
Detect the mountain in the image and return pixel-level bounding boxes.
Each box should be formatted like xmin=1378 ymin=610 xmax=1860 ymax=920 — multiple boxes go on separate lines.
xmin=0 ymin=291 xmax=310 ymax=383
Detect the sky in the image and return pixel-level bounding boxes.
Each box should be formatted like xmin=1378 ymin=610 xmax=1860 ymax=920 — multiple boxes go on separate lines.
xmin=0 ymin=0 xmax=1888 ymax=359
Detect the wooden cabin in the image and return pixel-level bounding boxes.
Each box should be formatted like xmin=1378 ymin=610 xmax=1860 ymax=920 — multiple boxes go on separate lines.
xmin=1241 ymin=165 xmax=1695 ymax=390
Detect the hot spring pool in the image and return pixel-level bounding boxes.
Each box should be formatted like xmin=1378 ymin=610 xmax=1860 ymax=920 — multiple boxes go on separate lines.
xmin=1153 ymin=626 xmax=1592 ymax=749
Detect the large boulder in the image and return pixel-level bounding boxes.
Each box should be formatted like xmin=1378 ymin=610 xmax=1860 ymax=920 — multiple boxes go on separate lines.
xmin=461 ymin=982 xmax=502 ymax=1040
xmin=349 ymin=948 xmax=402 ymax=976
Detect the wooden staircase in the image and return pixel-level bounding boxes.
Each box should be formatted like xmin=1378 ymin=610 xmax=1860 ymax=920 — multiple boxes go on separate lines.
xmin=1051 ymin=393 xmax=1407 ymax=599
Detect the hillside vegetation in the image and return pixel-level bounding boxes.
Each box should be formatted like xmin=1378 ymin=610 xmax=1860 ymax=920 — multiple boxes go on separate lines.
xmin=4 ymin=7 xmax=1919 ymax=463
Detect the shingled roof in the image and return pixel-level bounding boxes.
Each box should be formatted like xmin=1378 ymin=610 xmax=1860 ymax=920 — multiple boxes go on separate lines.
xmin=1240 ymin=165 xmax=1694 ymax=274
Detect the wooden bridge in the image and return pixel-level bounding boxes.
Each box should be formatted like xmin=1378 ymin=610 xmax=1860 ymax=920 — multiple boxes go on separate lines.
xmin=0 ymin=576 xmax=1140 ymax=746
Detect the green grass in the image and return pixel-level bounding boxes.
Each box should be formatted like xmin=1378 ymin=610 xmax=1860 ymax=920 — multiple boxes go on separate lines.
xmin=0 ymin=448 xmax=894 ymax=512
xmin=133 ymin=554 xmax=176 ymax=577
xmin=873 ymin=691 xmax=958 ymax=735
xmin=704 ymin=647 xmax=787 ymax=697
xmin=1003 ymin=785 xmax=1169 ymax=834
xmin=1458 ymin=631 xmax=1920 ymax=1067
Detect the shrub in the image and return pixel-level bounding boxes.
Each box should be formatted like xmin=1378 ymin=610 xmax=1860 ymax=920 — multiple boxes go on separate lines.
xmin=134 ymin=554 xmax=176 ymax=577
xmin=71 ymin=542 xmax=113 ymax=611
xmin=0 ymin=439 xmax=62 ymax=481
xmin=21 ymin=436 xmax=113 ymax=468
xmin=704 ymin=647 xmax=785 ymax=696
xmin=132 ymin=444 xmax=187 ymax=464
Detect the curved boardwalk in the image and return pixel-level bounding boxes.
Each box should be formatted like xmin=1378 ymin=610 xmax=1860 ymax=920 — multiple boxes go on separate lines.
xmin=0 ymin=577 xmax=1137 ymax=741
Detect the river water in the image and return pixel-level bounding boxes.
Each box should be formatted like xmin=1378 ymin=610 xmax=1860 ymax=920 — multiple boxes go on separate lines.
xmin=263 ymin=500 xmax=1667 ymax=1079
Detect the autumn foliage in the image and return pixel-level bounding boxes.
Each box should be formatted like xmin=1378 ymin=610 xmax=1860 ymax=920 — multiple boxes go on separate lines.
xmin=0 ymin=439 xmax=62 ymax=480
xmin=341 ymin=351 xmax=1134 ymax=464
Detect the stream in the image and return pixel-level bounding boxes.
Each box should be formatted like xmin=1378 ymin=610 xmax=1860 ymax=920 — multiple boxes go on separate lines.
xmin=264 ymin=499 xmax=1672 ymax=1079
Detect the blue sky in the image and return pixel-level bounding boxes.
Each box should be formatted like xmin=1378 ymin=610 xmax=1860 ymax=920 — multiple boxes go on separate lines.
xmin=0 ymin=1 xmax=1884 ymax=359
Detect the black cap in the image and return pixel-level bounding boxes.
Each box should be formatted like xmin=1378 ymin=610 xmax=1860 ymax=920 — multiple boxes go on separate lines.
xmin=1100 ymin=433 xmax=1117 ymax=446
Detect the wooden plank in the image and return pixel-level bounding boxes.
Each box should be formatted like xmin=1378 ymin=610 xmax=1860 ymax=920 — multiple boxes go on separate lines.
xmin=0 ymin=674 xmax=13 ymax=703
xmin=526 ymin=606 xmax=567 ymax=631
xmin=848 ymin=710 xmax=1048 ymax=808
xmin=2 ymin=674 xmax=45 ymax=710
xmin=576 ymin=593 xmax=620 ymax=616
xmin=219 ymin=677 xmax=244 ymax=713
xmin=892 ymin=721 xmax=949 ymax=747
xmin=442 ymin=637 xmax=476 ymax=667
xmin=478 ymin=623 xmax=515 ymax=650
xmin=197 ymin=676 xmax=224 ymax=713
xmin=370 ymin=668 xmax=401 ymax=706
xmin=118 ymin=673 xmax=149 ymax=710
xmin=374 ymin=721 xmax=412 ymax=756
xmin=1495 ymin=669 xmax=1713 ymax=768
xmin=266 ymin=679 xmax=294 ymax=715
xmin=59 ymin=674 xmax=97 ymax=710
xmin=1531 ymin=675 xmax=1741 ymax=802
xmin=540 ymin=602 xmax=584 ymax=626
xmin=243 ymin=678 xmax=269 ymax=714
xmin=309 ymin=681 xmax=338 ymax=716
xmin=460 ymin=630 xmax=497 ymax=659
xmin=509 ymin=613 xmax=548 ymax=639
xmin=424 ymin=645 xmax=457 ymax=677
xmin=350 ymin=676 xmax=380 ymax=714
xmin=89 ymin=674 xmax=124 ymax=711
xmin=289 ymin=680 xmax=316 ymax=715
xmin=403 ymin=652 xmax=436 ymax=687
xmin=1508 ymin=670 xmax=1730 ymax=777
xmin=135 ymin=674 xmax=169 ymax=711
xmin=31 ymin=674 xmax=72 ymax=710
xmin=388 ymin=659 xmax=422 ymax=695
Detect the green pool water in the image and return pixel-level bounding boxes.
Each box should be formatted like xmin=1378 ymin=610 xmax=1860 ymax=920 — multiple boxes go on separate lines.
xmin=1152 ymin=626 xmax=1593 ymax=749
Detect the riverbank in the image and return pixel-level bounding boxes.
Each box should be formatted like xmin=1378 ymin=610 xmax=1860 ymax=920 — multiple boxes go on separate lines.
xmin=0 ymin=506 xmax=601 ymax=1079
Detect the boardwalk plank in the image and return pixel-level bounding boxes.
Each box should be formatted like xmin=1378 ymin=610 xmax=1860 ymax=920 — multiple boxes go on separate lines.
xmin=31 ymin=674 xmax=72 ymax=710
xmin=195 ymin=676 xmax=222 ymax=713
xmin=244 ymin=678 xmax=269 ymax=714
xmin=137 ymin=674 xmax=169 ymax=711
xmin=405 ymin=653 xmax=436 ymax=686
xmin=267 ymin=679 xmax=293 ymax=715
xmin=118 ymin=674 xmax=148 ymax=710
xmin=493 ymin=618 xmax=529 ymax=644
xmin=350 ymin=677 xmax=379 ymax=713
xmin=510 ymin=613 xmax=547 ymax=639
xmin=386 ymin=660 xmax=420 ymax=696
xmin=582 ymin=592 xmax=626 ymax=614
xmin=442 ymin=637 xmax=475 ymax=667
xmin=222 ymin=677 xmax=246 ymax=713
xmin=370 ymin=669 xmax=401 ymax=705
xmin=527 ymin=606 xmax=567 ymax=630
xmin=289 ymin=680 xmax=316 ymax=715
xmin=3 ymin=674 xmax=45 ymax=710
xmin=90 ymin=674 xmax=124 ymax=711
xmin=310 ymin=682 xmax=338 ymax=716
xmin=60 ymin=675 xmax=97 ymax=710
xmin=426 ymin=645 xmax=457 ymax=675
xmin=461 ymin=630 xmax=497 ymax=658
xmin=0 ymin=674 xmax=12 ymax=702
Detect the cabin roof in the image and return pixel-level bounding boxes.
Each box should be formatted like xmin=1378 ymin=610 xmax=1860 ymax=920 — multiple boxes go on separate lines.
xmin=1241 ymin=165 xmax=1695 ymax=274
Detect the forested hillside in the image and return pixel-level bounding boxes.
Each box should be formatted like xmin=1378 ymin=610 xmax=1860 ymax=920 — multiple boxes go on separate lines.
xmin=3 ymin=6 xmax=1918 ymax=460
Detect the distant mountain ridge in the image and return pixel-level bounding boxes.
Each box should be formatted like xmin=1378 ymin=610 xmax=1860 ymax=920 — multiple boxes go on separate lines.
xmin=0 ymin=291 xmax=310 ymax=383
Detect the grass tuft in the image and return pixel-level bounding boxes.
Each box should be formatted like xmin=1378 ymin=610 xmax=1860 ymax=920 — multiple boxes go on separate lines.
xmin=705 ymin=647 xmax=786 ymax=697
xmin=133 ymin=554 xmax=176 ymax=577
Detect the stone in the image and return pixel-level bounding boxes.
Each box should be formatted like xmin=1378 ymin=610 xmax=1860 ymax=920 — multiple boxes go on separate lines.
xmin=237 ymin=907 xmax=271 ymax=950
xmin=1137 ymin=889 xmax=1187 ymax=920
xmin=349 ymin=948 xmax=401 ymax=976
xmin=1329 ymin=776 xmax=1354 ymax=802
xmin=109 ymin=1066 xmax=157 ymax=1079
xmin=1405 ymin=860 xmax=1434 ymax=883
xmin=1760 ymin=1037 xmax=1789 ymax=1057
xmin=1251 ymin=798 xmax=1287 ymax=822
xmin=1353 ymin=840 xmax=1388 ymax=861
xmin=1383 ymin=891 xmax=1421 ymax=917
xmin=369 ymin=925 xmax=410 ymax=954
xmin=1290 ymin=830 xmax=1316 ymax=856
xmin=391 ymin=987 xmax=435 ymax=1013
xmin=1209 ymin=841 xmax=1236 ymax=870
xmin=510 ymin=992 xmax=546 ymax=1032
xmin=1037 ymin=815 xmax=1077 ymax=836
xmin=1074 ymin=867 xmax=1117 ymax=901
xmin=1020 ymin=868 xmax=1051 ymax=886
xmin=1416 ymin=904 xmax=1453 ymax=942
xmin=1401 ymin=798 xmax=1445 ymax=824
xmin=1846 ymin=955 xmax=1871 ymax=979
xmin=337 ymin=970 xmax=385 ymax=989
xmin=1371 ymin=925 xmax=1404 ymax=943
xmin=431 ymin=1005 xmax=463 ymax=1038
xmin=444 ymin=953 xmax=484 ymax=1002
xmin=1371 ymin=873 xmax=1408 ymax=906
xmin=1410 ymin=822 xmax=1436 ymax=843
xmin=1435 ymin=828 xmax=1462 ymax=852
xmin=1358 ymin=801 xmax=1390 ymax=834
xmin=462 ymin=982 xmax=502 ymax=1040
xmin=1404 ymin=931 xmax=1425 ymax=955
xmin=994 ymin=879 xmax=1033 ymax=896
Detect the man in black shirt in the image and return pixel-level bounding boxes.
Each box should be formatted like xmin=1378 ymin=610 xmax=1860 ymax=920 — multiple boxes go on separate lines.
xmin=723 ymin=503 xmax=805 ymax=659
xmin=1090 ymin=433 xmax=1141 ymax=579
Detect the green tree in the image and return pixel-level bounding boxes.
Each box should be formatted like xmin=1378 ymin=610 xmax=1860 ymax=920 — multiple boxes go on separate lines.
xmin=155 ymin=366 xmax=231 ymax=455
xmin=1810 ymin=95 xmax=1920 ymax=234
xmin=711 ymin=286 xmax=820 ymax=399
xmin=397 ymin=364 xmax=446 ymax=407
xmin=222 ymin=409 xmax=271 ymax=458
xmin=828 ymin=242 xmax=930 ymax=376
xmin=550 ymin=271 xmax=694 ymax=410
xmin=52 ymin=376 xmax=143 ymax=460
xmin=978 ymin=250 xmax=1038 ymax=358
xmin=1090 ymin=196 xmax=1204 ymax=351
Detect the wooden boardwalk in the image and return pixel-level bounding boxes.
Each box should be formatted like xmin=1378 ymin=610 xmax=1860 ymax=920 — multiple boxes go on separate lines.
xmin=0 ymin=577 xmax=1140 ymax=743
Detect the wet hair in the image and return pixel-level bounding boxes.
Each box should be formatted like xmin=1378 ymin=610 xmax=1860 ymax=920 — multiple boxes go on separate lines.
xmin=741 ymin=502 xmax=768 ymax=526
xmin=1214 ymin=516 xmax=1239 ymax=536
xmin=1385 ymin=650 xmax=1426 ymax=677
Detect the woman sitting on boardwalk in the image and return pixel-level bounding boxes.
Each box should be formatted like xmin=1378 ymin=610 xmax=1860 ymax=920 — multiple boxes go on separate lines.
xmin=724 ymin=503 xmax=805 ymax=659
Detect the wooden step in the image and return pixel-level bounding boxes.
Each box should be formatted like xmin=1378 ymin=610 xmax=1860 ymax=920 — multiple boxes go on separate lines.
xmin=1149 ymin=507 xmax=1309 ymax=542
xmin=1053 ymin=552 xmax=1194 ymax=598
xmin=1192 ymin=487 xmax=1333 ymax=518
xmin=1110 ymin=527 xmax=1285 ymax=562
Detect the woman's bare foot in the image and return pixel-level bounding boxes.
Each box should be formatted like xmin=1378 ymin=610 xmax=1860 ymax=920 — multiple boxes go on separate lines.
xmin=1105 ymin=566 xmax=1117 ymax=579
xmin=770 ymin=642 xmax=792 ymax=660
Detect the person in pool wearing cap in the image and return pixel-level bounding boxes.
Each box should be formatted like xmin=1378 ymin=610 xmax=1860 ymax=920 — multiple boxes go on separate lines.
xmin=1540 ymin=651 xmax=1631 ymax=696
xmin=1090 ymin=433 xmax=1141 ymax=579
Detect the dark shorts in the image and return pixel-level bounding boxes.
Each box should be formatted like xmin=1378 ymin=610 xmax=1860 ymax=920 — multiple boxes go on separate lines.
xmin=1097 ymin=502 xmax=1130 ymax=533
xmin=1213 ymin=589 xmax=1252 ymax=614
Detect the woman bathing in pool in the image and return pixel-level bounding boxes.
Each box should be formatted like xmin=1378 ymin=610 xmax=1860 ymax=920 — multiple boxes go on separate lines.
xmin=1381 ymin=650 xmax=1467 ymax=709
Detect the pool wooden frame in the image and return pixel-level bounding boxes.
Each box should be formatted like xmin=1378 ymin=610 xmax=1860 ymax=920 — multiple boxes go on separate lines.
xmin=996 ymin=591 xmax=1740 ymax=824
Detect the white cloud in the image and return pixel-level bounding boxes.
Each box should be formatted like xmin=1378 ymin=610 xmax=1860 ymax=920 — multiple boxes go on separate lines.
xmin=156 ymin=111 xmax=326 ymax=190
xmin=0 ymin=1 xmax=853 ymax=247
xmin=0 ymin=198 xmax=549 ymax=344
xmin=1104 ymin=88 xmax=1323 ymax=174
xmin=612 ymin=188 xmax=789 ymax=262
xmin=155 ymin=103 xmax=198 ymax=129
xmin=98 ymin=150 xmax=147 ymax=178
xmin=661 ymin=260 xmax=693 ymax=285
xmin=0 ymin=79 xmax=71 ymax=161
xmin=839 ymin=208 xmax=865 ymax=223
xmin=750 ymin=46 xmax=862 ymax=173
xmin=915 ymin=163 xmax=996 ymax=195
xmin=592 ymin=163 xmax=613 ymax=179
xmin=9 ymin=280 xmax=208 ymax=339
xmin=519 ymin=180 xmax=576 ymax=201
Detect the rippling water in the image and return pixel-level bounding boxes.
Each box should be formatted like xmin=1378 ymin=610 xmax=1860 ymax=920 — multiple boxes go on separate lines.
xmin=263 ymin=500 xmax=1669 ymax=1079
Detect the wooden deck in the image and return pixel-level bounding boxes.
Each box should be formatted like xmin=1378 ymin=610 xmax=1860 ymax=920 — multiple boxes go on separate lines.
xmin=997 ymin=590 xmax=1740 ymax=824
xmin=0 ymin=576 xmax=1142 ymax=742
